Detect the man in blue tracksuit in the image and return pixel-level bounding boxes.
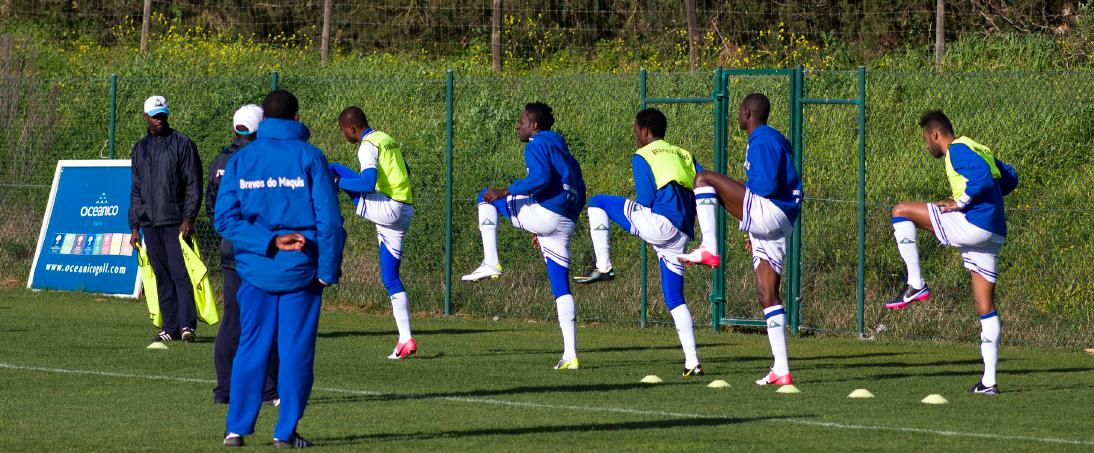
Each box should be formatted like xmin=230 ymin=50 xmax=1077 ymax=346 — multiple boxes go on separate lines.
xmin=574 ymin=108 xmax=705 ymax=377
xmin=215 ymin=90 xmax=346 ymax=448
xmin=461 ymin=102 xmax=587 ymax=370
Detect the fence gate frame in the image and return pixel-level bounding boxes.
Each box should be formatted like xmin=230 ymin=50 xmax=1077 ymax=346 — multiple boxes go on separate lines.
xmin=709 ymin=67 xmax=867 ymax=337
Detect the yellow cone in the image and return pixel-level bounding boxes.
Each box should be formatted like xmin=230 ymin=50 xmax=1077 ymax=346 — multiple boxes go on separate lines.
xmin=146 ymin=342 xmax=168 ymax=350
xmin=641 ymin=375 xmax=663 ymax=384
xmin=707 ymin=380 xmax=731 ymax=388
xmin=776 ymin=384 xmax=801 ymax=394
xmin=921 ymin=394 xmax=948 ymax=404
xmin=848 ymin=389 xmax=875 ymax=398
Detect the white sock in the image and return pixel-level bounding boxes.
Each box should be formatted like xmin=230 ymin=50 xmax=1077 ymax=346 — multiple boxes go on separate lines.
xmin=390 ymin=292 xmax=412 ymax=342
xmin=670 ymin=305 xmax=699 ymax=368
xmin=695 ymin=186 xmax=719 ymax=252
xmin=478 ymin=203 xmax=500 ymax=267
xmin=980 ymin=312 xmax=1000 ymax=387
xmin=556 ymin=294 xmax=577 ymax=360
xmin=764 ymin=305 xmax=790 ymax=375
xmin=893 ymin=220 xmax=924 ymax=288
xmin=588 ymin=207 xmax=613 ymax=271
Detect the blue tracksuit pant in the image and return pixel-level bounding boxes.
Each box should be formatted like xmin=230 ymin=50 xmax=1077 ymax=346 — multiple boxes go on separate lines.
xmin=226 ymin=280 xmax=322 ymax=440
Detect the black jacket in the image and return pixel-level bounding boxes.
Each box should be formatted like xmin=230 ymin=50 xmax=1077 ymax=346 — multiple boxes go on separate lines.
xmin=128 ymin=128 xmax=203 ymax=228
xmin=205 ymin=135 xmax=255 ymax=269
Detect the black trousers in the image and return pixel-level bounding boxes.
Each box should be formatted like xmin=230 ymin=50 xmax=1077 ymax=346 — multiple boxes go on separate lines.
xmin=213 ymin=238 xmax=278 ymax=403
xmin=143 ymin=224 xmax=197 ymax=335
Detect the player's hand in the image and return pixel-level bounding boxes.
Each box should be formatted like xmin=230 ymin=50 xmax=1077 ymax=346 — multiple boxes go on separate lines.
xmin=744 ymin=236 xmax=752 ymax=252
xmin=179 ymin=219 xmax=194 ymax=239
xmin=936 ymin=200 xmax=961 ymax=213
xmin=531 ymin=234 xmax=540 ymax=250
xmin=482 ymin=188 xmax=509 ymax=203
xmin=130 ymin=228 xmax=141 ymax=249
xmin=275 ymin=233 xmax=306 ymax=251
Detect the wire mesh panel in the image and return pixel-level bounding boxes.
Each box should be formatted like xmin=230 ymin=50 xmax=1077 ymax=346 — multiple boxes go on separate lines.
xmin=0 ymin=77 xmax=110 ymax=279
xmin=795 ymin=70 xmax=863 ymax=336
xmin=861 ymin=71 xmax=1094 ymax=347
xmin=716 ymin=72 xmax=794 ymax=328
xmin=449 ymin=73 xmax=641 ymax=323
xmin=639 ymin=71 xmax=716 ymax=327
xmin=276 ymin=75 xmax=450 ymax=312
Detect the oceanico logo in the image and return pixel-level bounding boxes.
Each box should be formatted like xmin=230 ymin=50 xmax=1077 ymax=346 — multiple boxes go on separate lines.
xmin=80 ymin=192 xmax=120 ymax=217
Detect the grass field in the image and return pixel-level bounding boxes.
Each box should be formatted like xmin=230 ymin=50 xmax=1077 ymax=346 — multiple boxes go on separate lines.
xmin=1 ymin=288 xmax=1092 ymax=451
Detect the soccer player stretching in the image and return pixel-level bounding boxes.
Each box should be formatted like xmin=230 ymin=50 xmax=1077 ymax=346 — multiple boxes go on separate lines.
xmin=574 ymin=108 xmax=705 ymax=377
xmin=887 ymin=111 xmax=1017 ymax=395
xmin=329 ymin=107 xmax=417 ymax=360
xmin=678 ymin=93 xmax=802 ymax=386
xmin=462 ymin=102 xmax=587 ymax=370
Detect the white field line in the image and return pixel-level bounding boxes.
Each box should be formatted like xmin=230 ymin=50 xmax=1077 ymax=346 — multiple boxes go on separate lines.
xmin=2 ymin=362 xmax=1093 ymax=447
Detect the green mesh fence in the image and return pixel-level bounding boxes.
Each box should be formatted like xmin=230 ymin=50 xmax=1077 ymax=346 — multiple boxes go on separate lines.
xmin=0 ymin=70 xmax=1089 ymax=347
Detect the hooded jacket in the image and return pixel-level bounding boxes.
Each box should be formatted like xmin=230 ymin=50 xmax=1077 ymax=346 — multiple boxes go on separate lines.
xmin=213 ymin=118 xmax=346 ymax=292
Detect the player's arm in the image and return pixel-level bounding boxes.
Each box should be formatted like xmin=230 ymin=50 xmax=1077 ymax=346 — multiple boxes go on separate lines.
xmin=507 ymin=145 xmax=552 ymax=196
xmin=949 ymin=148 xmax=994 ymax=210
xmin=745 ymin=140 xmax=780 ymax=197
xmin=213 ymin=161 xmax=278 ymax=256
xmin=205 ymin=153 xmax=224 ymax=220
xmin=128 ymin=142 xmax=144 ymax=233
xmin=311 ymin=152 xmax=347 ymax=286
xmin=181 ymin=138 xmax=203 ymax=224
xmin=995 ymin=158 xmax=1019 ymax=197
xmin=631 ymin=155 xmax=656 ymax=207
xmin=329 ymin=163 xmax=377 ymax=194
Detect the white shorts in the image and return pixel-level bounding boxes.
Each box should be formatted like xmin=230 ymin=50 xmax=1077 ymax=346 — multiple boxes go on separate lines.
xmin=507 ymin=195 xmax=574 ymax=268
xmin=355 ymin=192 xmax=414 ymax=259
xmin=622 ymin=199 xmax=687 ymax=275
xmin=740 ymin=189 xmax=794 ymax=275
xmin=927 ymin=203 xmax=1004 ymax=283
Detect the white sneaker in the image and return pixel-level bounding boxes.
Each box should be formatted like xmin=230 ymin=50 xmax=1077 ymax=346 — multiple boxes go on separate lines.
xmin=462 ymin=262 xmax=502 ymax=281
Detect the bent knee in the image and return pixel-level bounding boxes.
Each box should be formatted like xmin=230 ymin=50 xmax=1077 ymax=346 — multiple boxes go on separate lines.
xmin=588 ymin=194 xmax=608 ymax=209
xmin=476 ymin=188 xmax=489 ymax=204
xmin=694 ymin=170 xmax=713 ymax=188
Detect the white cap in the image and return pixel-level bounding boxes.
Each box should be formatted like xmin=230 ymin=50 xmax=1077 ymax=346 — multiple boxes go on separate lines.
xmin=143 ymin=95 xmax=169 ymax=116
xmin=232 ymin=104 xmax=263 ymax=135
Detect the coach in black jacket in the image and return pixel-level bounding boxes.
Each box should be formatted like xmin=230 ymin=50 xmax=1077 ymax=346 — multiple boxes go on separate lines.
xmin=129 ymin=95 xmax=203 ymax=343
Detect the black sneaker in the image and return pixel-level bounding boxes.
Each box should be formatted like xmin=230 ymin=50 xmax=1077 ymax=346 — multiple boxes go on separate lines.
xmin=573 ymin=268 xmax=615 ymax=284
xmin=970 ymin=382 xmax=999 ymax=395
xmin=884 ymin=284 xmax=930 ymax=310
xmin=223 ymin=434 xmax=244 ymax=447
xmin=682 ymin=364 xmax=705 ymax=377
xmin=181 ymin=327 xmax=196 ymax=343
xmin=273 ymin=433 xmax=312 ymax=448
xmin=153 ymin=331 xmax=174 ymax=342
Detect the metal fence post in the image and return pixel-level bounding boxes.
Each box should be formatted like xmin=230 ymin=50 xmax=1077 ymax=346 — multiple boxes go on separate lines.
xmin=710 ymin=68 xmax=728 ymax=331
xmin=638 ymin=68 xmax=648 ymax=329
xmin=444 ymin=69 xmax=455 ymax=316
xmin=856 ymin=66 xmax=867 ymax=337
xmin=108 ymin=74 xmax=117 ymax=159
xmin=789 ymin=67 xmax=805 ymax=336
xmin=270 ymin=71 xmax=279 ymax=91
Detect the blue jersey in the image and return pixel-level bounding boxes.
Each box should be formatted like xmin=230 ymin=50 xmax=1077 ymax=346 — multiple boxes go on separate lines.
xmin=947 ymin=143 xmax=1018 ymax=236
xmin=632 ymin=156 xmax=703 ymax=238
xmin=214 ymin=118 xmax=347 ymax=292
xmin=507 ymin=130 xmax=587 ymax=221
xmin=744 ymin=125 xmax=802 ymax=221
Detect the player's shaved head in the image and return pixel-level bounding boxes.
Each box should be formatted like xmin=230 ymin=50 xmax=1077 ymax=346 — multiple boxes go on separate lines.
xmin=523 ymin=102 xmax=555 ymax=131
xmin=635 ymin=108 xmax=667 ymax=138
xmin=339 ymin=106 xmax=369 ymax=129
xmin=741 ymin=93 xmax=771 ymax=123
xmin=918 ymin=110 xmax=954 ymax=136
xmin=262 ymin=90 xmax=299 ymax=120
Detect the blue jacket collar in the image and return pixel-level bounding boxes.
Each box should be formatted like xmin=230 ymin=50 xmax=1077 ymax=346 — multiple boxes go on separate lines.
xmin=747 ymin=124 xmax=777 ymax=143
xmin=258 ymin=118 xmax=310 ymax=141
